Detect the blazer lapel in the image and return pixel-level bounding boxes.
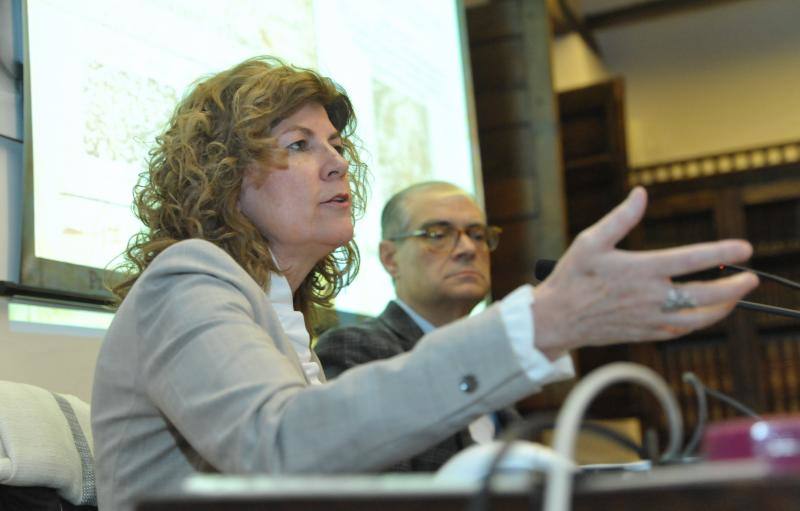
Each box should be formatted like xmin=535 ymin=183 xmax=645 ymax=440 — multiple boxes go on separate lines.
xmin=377 ymin=301 xmax=425 ymax=352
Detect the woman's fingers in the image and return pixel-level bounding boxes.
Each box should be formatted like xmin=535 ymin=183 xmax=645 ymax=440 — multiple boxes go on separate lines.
xmin=647 ymin=272 xmax=759 ymax=337
xmin=668 ymin=272 xmax=759 ymax=308
xmin=655 ymin=302 xmax=740 ymax=337
xmin=576 ymin=187 xmax=647 ymax=253
xmin=535 ymin=188 xmax=761 ymax=350
xmin=633 ymin=239 xmax=753 ymax=278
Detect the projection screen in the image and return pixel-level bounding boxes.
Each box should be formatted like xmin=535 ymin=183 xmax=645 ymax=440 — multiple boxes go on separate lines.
xmin=21 ymin=0 xmax=482 ymax=318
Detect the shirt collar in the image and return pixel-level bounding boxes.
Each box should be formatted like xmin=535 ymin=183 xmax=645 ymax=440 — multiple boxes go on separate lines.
xmin=267 ymin=272 xmax=323 ymax=385
xmin=269 ymin=269 xmax=294 ymax=306
xmin=394 ymin=298 xmax=435 ymax=334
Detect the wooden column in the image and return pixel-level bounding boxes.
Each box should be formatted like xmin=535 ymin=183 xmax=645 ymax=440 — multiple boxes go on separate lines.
xmin=521 ymin=0 xmax=567 ymax=260
xmin=467 ymin=0 xmax=567 ymax=301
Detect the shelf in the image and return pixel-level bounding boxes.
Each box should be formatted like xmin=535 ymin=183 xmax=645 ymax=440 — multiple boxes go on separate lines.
xmin=752 ymin=240 xmax=800 ymax=259
xmin=565 ymin=153 xmax=615 ymax=171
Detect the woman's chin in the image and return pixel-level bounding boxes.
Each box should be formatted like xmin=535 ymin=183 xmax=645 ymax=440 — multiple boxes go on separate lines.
xmin=333 ymin=225 xmax=355 ymax=247
xmin=320 ymin=231 xmax=354 ymax=253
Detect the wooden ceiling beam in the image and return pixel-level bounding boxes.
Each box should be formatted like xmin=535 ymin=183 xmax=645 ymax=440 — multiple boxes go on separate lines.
xmin=584 ymin=0 xmax=749 ymax=31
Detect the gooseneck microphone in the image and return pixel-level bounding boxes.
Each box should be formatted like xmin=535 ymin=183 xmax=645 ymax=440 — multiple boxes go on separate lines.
xmin=533 ymin=258 xmax=800 ymax=320
xmin=534 ymin=259 xmax=557 ymax=282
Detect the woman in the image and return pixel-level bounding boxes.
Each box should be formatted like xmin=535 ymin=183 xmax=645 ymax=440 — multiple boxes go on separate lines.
xmin=91 ymin=56 xmax=757 ymax=511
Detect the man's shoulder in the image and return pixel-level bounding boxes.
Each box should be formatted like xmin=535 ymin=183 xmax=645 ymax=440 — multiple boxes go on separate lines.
xmin=317 ymin=314 xmax=397 ymax=346
xmin=314 ymin=302 xmax=417 ymax=363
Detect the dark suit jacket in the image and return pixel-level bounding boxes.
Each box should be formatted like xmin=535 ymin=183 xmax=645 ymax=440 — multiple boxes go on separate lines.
xmin=315 ymin=301 xmax=520 ymax=472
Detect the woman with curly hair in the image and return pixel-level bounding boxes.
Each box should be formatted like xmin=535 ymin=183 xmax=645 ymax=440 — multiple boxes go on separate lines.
xmin=91 ymin=56 xmax=757 ymax=511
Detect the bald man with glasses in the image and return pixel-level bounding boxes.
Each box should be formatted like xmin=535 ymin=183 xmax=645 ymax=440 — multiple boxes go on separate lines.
xmin=315 ymin=181 xmax=524 ymax=472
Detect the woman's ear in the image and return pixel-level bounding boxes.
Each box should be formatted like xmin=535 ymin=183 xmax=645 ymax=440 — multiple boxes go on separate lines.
xmin=379 ymin=240 xmax=399 ymax=279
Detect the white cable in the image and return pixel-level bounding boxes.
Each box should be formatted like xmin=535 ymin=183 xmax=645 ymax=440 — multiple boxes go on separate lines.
xmin=543 ymin=362 xmax=683 ymax=511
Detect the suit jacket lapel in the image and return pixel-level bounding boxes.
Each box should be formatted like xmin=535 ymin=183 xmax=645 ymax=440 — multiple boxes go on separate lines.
xmin=377 ymin=301 xmax=424 ymax=352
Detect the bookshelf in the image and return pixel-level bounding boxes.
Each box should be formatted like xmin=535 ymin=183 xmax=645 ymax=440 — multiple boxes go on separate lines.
xmin=627 ymin=149 xmax=800 ymax=435
xmin=466 ymin=0 xmax=800 ymax=438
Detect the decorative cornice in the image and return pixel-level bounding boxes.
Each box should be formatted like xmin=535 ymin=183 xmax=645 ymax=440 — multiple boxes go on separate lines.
xmin=629 ymin=140 xmax=800 ymax=186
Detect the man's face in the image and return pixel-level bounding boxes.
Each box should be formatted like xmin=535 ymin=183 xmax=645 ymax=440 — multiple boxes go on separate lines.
xmin=381 ymin=190 xmax=492 ymax=316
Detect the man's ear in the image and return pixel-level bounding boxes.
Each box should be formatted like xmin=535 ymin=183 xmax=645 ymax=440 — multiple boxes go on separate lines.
xmin=379 ymin=240 xmax=399 ymax=279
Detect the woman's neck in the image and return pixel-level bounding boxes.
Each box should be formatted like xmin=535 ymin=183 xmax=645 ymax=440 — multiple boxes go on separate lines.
xmin=270 ymin=244 xmax=328 ymax=293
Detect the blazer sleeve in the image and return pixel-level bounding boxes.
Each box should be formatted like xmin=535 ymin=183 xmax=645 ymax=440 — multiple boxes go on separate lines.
xmin=133 ymin=241 xmax=541 ymax=475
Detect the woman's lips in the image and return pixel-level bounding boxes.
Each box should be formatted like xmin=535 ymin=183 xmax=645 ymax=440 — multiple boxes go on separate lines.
xmin=322 ymin=193 xmax=350 ymax=207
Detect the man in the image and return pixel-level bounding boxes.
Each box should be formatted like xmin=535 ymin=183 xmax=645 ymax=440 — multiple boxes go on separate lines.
xmin=315 ymin=181 xmax=520 ymax=471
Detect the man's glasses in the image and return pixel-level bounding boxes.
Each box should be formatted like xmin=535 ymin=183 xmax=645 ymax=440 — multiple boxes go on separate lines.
xmin=388 ymin=222 xmax=502 ymax=252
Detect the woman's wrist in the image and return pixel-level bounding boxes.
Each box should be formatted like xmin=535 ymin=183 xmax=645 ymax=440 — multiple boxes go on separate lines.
xmin=531 ymin=283 xmax=574 ymax=361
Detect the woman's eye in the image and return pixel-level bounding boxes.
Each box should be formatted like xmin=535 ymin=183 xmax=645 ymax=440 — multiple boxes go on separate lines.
xmin=287 ymin=140 xmax=308 ymax=151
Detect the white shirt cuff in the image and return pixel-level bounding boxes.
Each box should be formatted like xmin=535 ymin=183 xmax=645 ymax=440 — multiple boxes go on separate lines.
xmin=498 ymin=284 xmax=575 ymax=387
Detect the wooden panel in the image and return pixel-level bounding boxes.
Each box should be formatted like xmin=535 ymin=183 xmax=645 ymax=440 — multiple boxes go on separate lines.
xmin=629 ymin=162 xmax=800 ymax=427
xmin=560 ymin=111 xmax=609 ymax=160
xmin=640 ymin=209 xmax=716 ymax=250
xmin=558 ymin=79 xmax=628 ymax=246
xmin=761 ymin=330 xmax=800 ymax=413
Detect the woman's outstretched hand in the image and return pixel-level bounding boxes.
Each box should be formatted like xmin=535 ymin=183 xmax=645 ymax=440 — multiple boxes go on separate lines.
xmin=532 ymin=186 xmax=758 ymax=358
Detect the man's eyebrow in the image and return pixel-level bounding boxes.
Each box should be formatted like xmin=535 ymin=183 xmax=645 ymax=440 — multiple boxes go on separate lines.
xmin=418 ymin=220 xmax=486 ymax=228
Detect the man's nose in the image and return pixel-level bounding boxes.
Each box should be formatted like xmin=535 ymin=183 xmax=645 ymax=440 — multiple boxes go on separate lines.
xmin=451 ymin=230 xmax=478 ymax=258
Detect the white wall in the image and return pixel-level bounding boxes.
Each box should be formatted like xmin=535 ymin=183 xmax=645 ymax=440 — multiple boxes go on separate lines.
xmin=554 ymin=0 xmax=800 ymax=167
xmin=553 ymin=32 xmax=612 ymax=92
xmin=0 ymin=136 xmax=102 ymax=402
xmin=1 ymin=1 xmax=101 ymax=403
xmin=0 ymin=139 xmax=101 ymax=402
xmin=0 ymin=298 xmax=102 ymax=400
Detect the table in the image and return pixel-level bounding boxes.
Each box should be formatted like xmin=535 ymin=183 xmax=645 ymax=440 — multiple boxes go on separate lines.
xmin=137 ymin=459 xmax=800 ymax=511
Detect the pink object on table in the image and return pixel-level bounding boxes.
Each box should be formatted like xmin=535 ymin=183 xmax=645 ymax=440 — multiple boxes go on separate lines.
xmin=703 ymin=416 xmax=800 ymax=472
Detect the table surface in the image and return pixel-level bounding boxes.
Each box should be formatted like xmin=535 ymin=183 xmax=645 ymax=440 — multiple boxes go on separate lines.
xmin=137 ymin=459 xmax=800 ymax=511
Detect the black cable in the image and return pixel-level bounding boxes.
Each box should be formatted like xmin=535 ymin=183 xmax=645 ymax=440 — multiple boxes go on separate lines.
xmin=735 ymin=300 xmax=800 ymax=320
xmin=681 ymin=371 xmax=762 ymax=459
xmin=719 ymin=264 xmax=800 ymax=320
xmin=466 ymin=418 xmax=647 ymax=511
xmin=722 ymin=264 xmax=800 ymax=292
xmin=702 ymin=385 xmax=762 ymax=420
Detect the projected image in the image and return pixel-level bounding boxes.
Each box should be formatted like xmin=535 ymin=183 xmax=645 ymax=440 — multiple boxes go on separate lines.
xmin=25 ymin=0 xmax=477 ymax=316
xmin=374 ymin=80 xmax=434 ymax=197
xmin=27 ymin=0 xmax=321 ymax=271
xmin=82 ymin=61 xmax=178 ymax=165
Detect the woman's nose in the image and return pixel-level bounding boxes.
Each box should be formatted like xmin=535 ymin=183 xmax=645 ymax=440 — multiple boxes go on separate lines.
xmin=324 ymin=146 xmax=348 ymax=179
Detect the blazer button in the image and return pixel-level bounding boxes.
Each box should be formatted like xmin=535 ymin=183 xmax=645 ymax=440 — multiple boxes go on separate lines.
xmin=459 ymin=375 xmax=478 ymax=393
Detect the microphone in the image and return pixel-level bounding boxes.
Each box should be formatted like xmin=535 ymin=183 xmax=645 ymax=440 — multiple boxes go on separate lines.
xmin=533 ymin=259 xmax=800 ymax=320
xmin=534 ymin=259 xmax=557 ymax=281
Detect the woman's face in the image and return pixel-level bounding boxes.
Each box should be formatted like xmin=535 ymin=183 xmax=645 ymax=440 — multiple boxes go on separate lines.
xmin=239 ymin=102 xmax=353 ymax=267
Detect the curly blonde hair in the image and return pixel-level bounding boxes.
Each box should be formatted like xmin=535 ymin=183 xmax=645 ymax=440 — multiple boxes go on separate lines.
xmin=111 ymin=56 xmax=367 ymax=319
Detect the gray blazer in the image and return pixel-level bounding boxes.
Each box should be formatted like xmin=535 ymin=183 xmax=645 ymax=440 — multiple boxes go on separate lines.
xmin=316 ymin=301 xmax=521 ymax=471
xmin=91 ymin=239 xmax=538 ymax=511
